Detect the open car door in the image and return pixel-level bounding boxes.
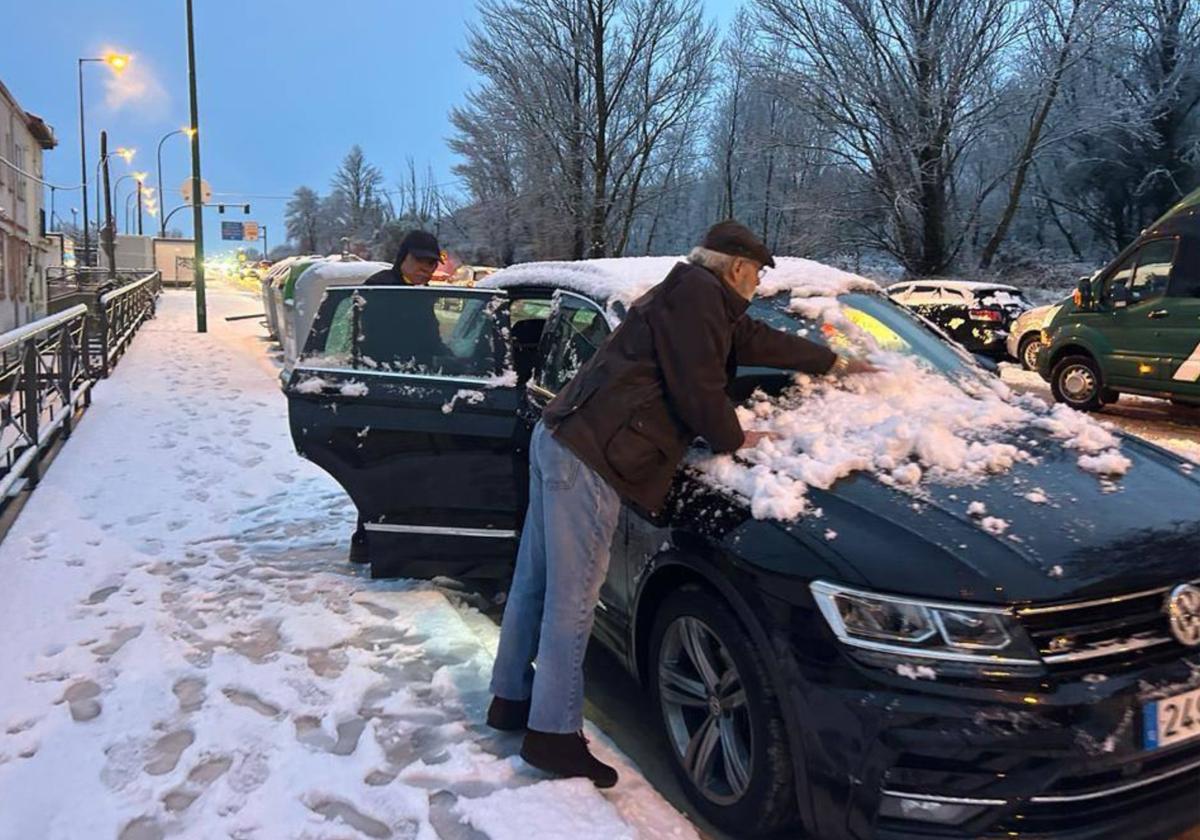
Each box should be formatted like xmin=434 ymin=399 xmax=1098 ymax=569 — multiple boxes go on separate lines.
xmin=285 ymin=285 xmax=522 ymax=580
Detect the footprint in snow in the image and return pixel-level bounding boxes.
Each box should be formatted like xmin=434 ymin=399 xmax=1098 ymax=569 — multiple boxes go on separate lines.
xmin=63 ymin=680 xmax=103 ymax=722
xmin=162 ymin=754 xmax=233 ymax=813
xmin=84 ymin=585 xmax=121 ymax=606
xmin=172 ymin=676 xmax=206 ymax=714
xmin=222 ymin=687 xmax=282 ymax=718
xmin=92 ymin=625 xmax=143 ymax=661
xmin=117 ymin=816 xmax=164 ymax=840
xmin=305 ymin=797 xmax=397 ymax=840
xmin=144 ymin=729 xmax=195 ymax=776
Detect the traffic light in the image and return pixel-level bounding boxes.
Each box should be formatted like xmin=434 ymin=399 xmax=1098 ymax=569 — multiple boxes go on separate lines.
xmin=216 ymin=203 xmax=251 ymax=214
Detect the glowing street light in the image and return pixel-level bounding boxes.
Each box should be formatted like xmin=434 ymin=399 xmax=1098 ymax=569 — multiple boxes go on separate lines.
xmin=78 ymin=50 xmax=133 ymax=265
xmin=116 ymin=147 xmax=136 ymax=164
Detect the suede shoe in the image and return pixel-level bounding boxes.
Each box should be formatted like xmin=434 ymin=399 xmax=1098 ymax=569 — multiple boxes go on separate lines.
xmin=348 ymin=529 xmax=369 ymax=565
xmin=520 ymin=730 xmax=618 ymax=789
xmin=486 ymin=696 xmax=531 ymax=731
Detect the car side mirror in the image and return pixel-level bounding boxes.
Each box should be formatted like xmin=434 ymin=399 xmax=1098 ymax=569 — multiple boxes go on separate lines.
xmin=1075 ymin=275 xmax=1094 ymax=309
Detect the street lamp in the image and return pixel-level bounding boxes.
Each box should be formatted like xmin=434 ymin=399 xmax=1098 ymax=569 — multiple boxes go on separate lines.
xmin=110 ymin=172 xmax=139 ymax=232
xmin=156 ymin=127 xmax=195 ymax=237
xmin=77 ymin=52 xmax=131 ymax=266
xmin=96 ymin=146 xmax=135 ymax=234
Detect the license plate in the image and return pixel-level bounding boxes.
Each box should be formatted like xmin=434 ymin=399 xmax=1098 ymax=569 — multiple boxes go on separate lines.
xmin=1144 ymin=686 xmax=1200 ymax=749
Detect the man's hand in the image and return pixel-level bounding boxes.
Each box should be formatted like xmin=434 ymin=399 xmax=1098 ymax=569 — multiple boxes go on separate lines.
xmin=741 ymin=429 xmax=781 ymax=449
xmin=831 ymin=355 xmax=884 ymax=376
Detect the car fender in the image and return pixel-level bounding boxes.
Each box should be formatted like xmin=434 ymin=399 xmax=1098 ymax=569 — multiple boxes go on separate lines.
xmin=631 ymin=551 xmax=820 ymax=837
xmin=1046 ymin=321 xmax=1109 ymax=371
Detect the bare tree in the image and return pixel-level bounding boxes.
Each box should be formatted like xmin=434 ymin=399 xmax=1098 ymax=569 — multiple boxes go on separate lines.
xmin=455 ymin=0 xmax=717 ymax=259
xmin=977 ymin=0 xmax=1114 ymax=267
xmin=755 ymin=0 xmax=1026 ymax=274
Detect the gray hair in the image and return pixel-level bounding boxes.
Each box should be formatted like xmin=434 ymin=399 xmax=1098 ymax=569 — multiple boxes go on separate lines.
xmin=687 ymin=246 xmax=735 ymax=276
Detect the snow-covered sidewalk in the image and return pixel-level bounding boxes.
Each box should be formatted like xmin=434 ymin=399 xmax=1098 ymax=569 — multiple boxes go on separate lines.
xmin=0 ymin=287 xmax=698 ymax=840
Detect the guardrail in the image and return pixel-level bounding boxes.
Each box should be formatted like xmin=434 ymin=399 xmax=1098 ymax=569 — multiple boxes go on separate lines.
xmin=0 ymin=272 xmax=161 ymax=520
xmin=98 ymin=272 xmax=161 ymax=376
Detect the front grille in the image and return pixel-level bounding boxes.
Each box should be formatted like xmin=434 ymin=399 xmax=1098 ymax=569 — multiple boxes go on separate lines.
xmin=1018 ymin=585 xmax=1190 ymax=676
xmin=994 ymin=746 xmax=1200 ymax=834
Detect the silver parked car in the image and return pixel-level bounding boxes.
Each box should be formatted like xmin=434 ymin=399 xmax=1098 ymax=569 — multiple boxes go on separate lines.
xmin=1005 ymin=301 xmax=1065 ymax=370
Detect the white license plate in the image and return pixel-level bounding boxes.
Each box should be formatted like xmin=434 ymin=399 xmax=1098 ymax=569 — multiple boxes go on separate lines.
xmin=1144 ymin=686 xmax=1200 ymax=749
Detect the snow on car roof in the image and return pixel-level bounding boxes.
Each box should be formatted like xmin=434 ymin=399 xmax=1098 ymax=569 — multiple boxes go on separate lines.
xmin=479 ymin=255 xmax=880 ymax=309
xmin=886 ymin=279 xmax=1022 ymax=293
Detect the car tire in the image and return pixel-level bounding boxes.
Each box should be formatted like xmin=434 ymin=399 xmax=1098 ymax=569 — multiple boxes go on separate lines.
xmin=1018 ymin=333 xmax=1042 ymax=371
xmin=648 ymin=585 xmax=797 ymax=835
xmin=1051 ymin=354 xmax=1105 ymax=412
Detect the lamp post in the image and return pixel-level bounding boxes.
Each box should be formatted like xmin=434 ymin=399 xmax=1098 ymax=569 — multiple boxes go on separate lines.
xmin=96 ymin=146 xmax=135 ymax=236
xmin=261 ymin=224 xmax=268 ymax=261
xmin=111 ymin=173 xmax=136 ymax=232
xmin=185 ymin=0 xmax=207 ymax=332
xmin=156 ymin=127 xmax=195 ymax=238
xmin=77 ymin=53 xmax=130 ymax=266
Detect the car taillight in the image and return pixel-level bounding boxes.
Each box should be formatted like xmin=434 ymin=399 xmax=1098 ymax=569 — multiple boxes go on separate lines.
xmin=969 ymin=309 xmax=1003 ymax=322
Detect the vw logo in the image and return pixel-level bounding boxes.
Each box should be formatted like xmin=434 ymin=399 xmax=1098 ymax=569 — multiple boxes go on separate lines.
xmin=1166 ymin=584 xmax=1200 ymax=648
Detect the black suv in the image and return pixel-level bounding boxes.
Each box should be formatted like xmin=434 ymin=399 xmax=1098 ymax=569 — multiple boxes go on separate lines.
xmin=285 ymin=260 xmax=1200 ymax=840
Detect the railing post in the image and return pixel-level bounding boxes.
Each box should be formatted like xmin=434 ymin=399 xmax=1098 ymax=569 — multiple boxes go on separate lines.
xmin=98 ymin=299 xmax=111 ymax=378
xmin=21 ymin=340 xmax=40 ymax=488
xmin=80 ymin=316 xmax=93 ymax=408
xmin=58 ymin=323 xmax=74 ymax=440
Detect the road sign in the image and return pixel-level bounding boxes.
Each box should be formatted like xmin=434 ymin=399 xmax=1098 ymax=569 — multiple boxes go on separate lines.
xmin=181 ymin=177 xmax=212 ymax=204
xmin=221 ymin=222 xmax=245 ymax=241
xmin=243 ymin=222 xmax=259 ymax=241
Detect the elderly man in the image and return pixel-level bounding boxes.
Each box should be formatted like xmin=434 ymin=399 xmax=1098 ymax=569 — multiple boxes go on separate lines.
xmin=486 ymin=221 xmax=876 ymax=787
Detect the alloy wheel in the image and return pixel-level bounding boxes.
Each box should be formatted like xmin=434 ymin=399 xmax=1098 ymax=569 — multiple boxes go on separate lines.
xmin=657 ymin=616 xmax=753 ymax=806
xmin=1021 ymin=337 xmax=1041 ymax=371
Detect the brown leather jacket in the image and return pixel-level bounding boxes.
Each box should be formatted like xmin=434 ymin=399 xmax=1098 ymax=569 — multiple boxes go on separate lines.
xmin=544 ymin=262 xmax=837 ymax=512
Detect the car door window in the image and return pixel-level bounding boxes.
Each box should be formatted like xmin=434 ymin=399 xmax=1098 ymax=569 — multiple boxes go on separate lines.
xmin=1103 ymin=252 xmax=1138 ymax=305
xmin=537 ymin=294 xmax=610 ymax=394
xmin=1130 ymin=239 xmax=1176 ymax=302
xmin=302 ymin=287 xmax=506 ymax=378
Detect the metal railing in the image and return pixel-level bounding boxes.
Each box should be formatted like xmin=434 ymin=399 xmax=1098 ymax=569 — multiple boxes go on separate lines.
xmin=97 ymin=272 xmax=161 ymax=375
xmin=0 ymin=272 xmax=161 ymax=514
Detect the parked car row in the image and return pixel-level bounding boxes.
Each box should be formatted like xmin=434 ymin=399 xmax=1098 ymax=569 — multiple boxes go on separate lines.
xmin=282 ymin=255 xmax=1200 ymax=840
xmin=882 ymin=186 xmax=1200 ymax=417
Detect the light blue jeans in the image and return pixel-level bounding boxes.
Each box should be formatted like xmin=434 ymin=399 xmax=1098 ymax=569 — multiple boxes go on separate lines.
xmin=490 ymin=420 xmax=622 ymax=733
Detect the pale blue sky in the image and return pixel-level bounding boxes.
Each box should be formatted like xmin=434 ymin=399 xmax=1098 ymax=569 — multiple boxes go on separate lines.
xmin=3 ymin=1 xmax=739 ymax=256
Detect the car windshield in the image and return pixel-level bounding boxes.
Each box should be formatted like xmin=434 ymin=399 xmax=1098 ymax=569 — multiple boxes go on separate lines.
xmin=747 ymin=292 xmax=976 ymax=378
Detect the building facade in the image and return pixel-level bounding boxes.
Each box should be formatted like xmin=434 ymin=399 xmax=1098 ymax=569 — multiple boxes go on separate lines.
xmin=0 ymin=78 xmax=57 ymax=333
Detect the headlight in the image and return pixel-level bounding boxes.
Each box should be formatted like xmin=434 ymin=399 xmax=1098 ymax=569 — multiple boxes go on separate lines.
xmin=811 ymin=581 xmax=1042 ymax=669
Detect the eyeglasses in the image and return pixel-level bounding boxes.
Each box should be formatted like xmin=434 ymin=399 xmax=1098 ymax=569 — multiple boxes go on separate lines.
xmin=757 ymin=266 xmax=769 ymax=280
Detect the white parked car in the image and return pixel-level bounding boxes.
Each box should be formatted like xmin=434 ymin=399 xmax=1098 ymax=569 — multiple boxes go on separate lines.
xmin=1005 ymin=301 xmax=1066 ymax=370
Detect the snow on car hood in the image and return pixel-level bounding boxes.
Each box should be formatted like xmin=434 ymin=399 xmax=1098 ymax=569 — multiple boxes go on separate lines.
xmin=692 ymin=293 xmax=1131 ymax=522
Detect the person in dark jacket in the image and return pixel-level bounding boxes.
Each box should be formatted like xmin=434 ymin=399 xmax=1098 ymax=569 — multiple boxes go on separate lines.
xmin=350 ymin=231 xmax=447 ymax=565
xmin=486 ymin=221 xmax=878 ymax=787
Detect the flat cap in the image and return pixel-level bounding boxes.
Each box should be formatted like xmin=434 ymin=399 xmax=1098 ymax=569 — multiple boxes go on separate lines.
xmin=701 ymin=220 xmax=775 ymax=268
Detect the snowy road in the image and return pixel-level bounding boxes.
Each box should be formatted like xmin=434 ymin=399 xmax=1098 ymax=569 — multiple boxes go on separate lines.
xmin=1001 ymin=363 xmax=1200 ymax=464
xmin=0 ymin=286 xmax=698 ymax=840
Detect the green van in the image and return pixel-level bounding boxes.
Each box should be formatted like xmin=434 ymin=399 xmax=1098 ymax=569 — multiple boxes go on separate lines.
xmin=1038 ymin=187 xmax=1200 ymax=410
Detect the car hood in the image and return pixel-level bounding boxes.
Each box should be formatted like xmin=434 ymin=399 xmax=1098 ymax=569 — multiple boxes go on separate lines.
xmin=765 ymin=432 xmax=1200 ymax=606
